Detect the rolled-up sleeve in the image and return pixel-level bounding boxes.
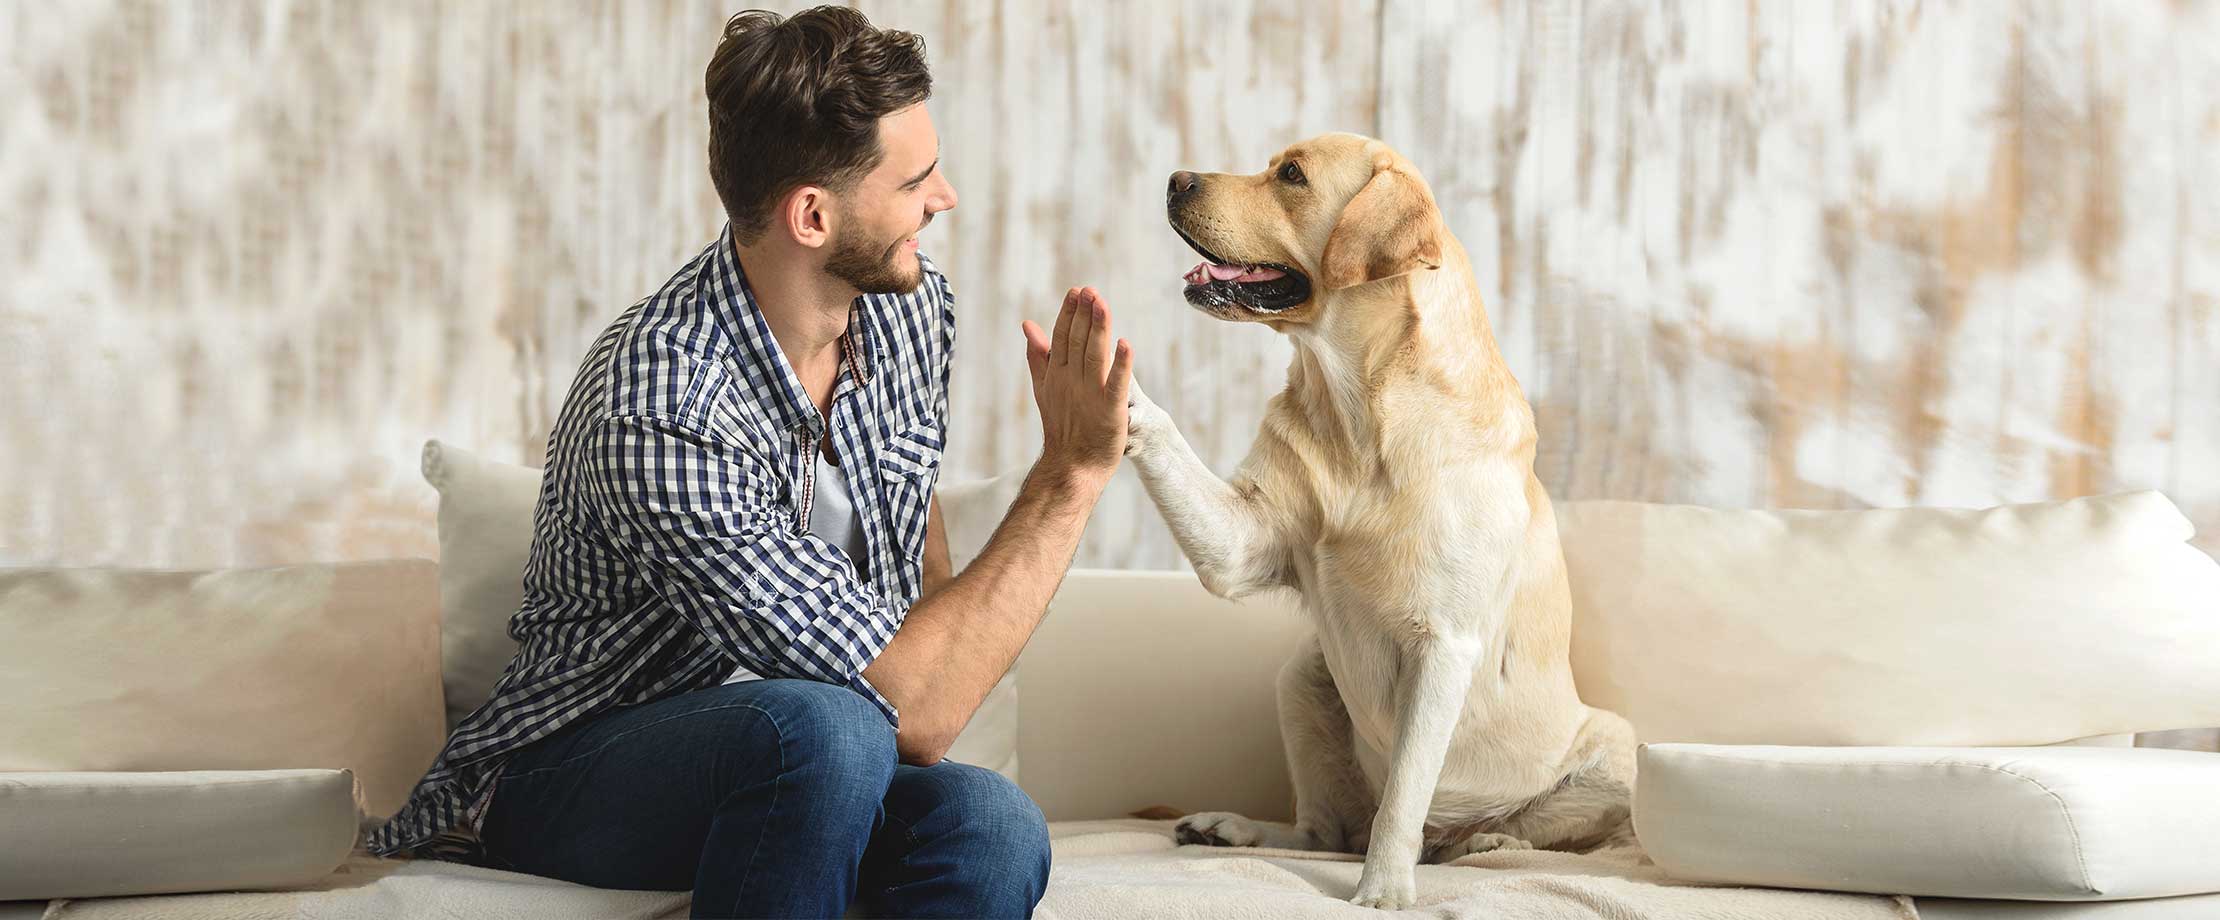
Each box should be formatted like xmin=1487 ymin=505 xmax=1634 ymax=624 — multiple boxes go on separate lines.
xmin=581 ymin=410 xmax=904 ymax=724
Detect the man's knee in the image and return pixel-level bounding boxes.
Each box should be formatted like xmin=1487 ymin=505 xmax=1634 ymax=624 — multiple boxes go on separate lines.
xmin=958 ymin=765 xmax=1051 ymax=905
xmin=909 ymin=763 xmax=1052 ymax=881
xmin=731 ymin=679 xmax=897 ymax=787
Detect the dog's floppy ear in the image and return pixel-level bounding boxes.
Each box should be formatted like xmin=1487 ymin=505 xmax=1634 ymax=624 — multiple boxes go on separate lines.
xmin=1319 ymin=156 xmax=1444 ymax=291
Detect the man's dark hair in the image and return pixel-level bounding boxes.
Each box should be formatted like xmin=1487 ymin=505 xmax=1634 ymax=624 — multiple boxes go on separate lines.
xmin=706 ymin=6 xmax=933 ymax=245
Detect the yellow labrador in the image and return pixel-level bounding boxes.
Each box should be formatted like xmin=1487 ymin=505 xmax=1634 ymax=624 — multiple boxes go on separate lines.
xmin=1127 ymin=133 xmax=1636 ymax=909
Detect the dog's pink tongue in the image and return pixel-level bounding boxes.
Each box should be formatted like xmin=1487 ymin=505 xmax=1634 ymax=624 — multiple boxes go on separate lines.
xmin=1185 ymin=262 xmax=1288 ymax=284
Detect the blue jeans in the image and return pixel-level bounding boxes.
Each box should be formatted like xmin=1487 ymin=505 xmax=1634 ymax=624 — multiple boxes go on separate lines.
xmin=475 ymin=678 xmax=1051 ymax=919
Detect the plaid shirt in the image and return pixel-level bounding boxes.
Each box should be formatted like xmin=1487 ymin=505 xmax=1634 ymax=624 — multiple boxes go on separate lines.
xmin=367 ymin=227 xmax=954 ymax=859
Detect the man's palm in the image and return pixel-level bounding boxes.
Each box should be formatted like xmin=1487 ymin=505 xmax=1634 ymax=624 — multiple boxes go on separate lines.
xmin=1021 ymin=286 xmax=1132 ymax=480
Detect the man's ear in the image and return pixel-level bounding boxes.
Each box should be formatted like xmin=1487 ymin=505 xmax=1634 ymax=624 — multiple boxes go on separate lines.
xmin=1318 ymin=158 xmax=1444 ymax=291
xmin=781 ymin=185 xmax=833 ymax=250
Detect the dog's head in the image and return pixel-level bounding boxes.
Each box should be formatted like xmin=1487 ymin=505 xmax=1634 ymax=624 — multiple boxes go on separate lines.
xmin=1167 ymin=132 xmax=1444 ymax=325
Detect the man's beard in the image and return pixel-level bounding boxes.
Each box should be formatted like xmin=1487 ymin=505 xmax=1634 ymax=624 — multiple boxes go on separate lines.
xmin=824 ymin=223 xmax=921 ymax=296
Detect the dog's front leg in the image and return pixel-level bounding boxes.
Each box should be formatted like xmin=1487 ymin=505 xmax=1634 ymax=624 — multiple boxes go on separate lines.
xmin=1351 ymin=638 xmax=1482 ymax=910
xmin=1125 ymin=381 xmax=1286 ymax=598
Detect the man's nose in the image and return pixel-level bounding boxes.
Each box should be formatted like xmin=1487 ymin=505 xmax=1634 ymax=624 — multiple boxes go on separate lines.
xmin=1167 ymin=171 xmax=1199 ymax=205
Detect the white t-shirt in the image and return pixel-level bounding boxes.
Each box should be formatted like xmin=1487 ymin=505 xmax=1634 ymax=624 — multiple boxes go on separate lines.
xmin=722 ymin=452 xmax=865 ymax=684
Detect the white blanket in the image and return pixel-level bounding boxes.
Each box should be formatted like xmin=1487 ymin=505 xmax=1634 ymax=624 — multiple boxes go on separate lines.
xmin=41 ymin=820 xmax=1915 ymax=919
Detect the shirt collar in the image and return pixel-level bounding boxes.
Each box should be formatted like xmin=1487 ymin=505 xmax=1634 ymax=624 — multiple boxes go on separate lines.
xmin=707 ymin=224 xmax=886 ymax=436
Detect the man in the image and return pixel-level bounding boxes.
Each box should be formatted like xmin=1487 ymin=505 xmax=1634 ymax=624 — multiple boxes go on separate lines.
xmin=367 ymin=8 xmax=1134 ymax=918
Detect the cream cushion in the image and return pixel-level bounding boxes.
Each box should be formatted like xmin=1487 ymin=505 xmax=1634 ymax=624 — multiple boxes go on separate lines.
xmin=1559 ymin=492 xmax=2220 ymax=746
xmin=0 ymin=769 xmax=358 ymax=900
xmin=1635 ymin=743 xmax=2220 ymax=900
xmin=1015 ymin=568 xmax=1309 ymax=822
xmin=420 ymin=440 xmax=542 ymax=730
xmin=0 ymin=560 xmax=446 ymax=819
xmin=422 ymin=440 xmax=1021 ymax=780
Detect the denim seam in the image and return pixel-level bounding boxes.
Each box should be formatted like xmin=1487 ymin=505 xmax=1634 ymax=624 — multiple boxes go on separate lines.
xmin=727 ymin=703 xmax=788 ymax=917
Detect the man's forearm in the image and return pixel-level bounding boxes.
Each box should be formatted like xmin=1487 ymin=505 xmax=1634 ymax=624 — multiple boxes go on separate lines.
xmin=863 ymin=460 xmax=1102 ymax=763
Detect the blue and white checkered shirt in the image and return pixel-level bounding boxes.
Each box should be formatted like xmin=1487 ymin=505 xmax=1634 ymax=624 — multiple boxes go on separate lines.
xmin=367 ymin=227 xmax=953 ymax=859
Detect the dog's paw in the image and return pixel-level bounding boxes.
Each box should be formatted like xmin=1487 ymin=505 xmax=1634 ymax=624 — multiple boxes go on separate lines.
xmin=1433 ymin=831 xmax=1534 ymax=862
xmin=1350 ymin=863 xmax=1416 ymax=910
xmin=1123 ymin=379 xmax=1171 ymax=455
xmin=1174 ymin=811 xmax=1264 ymax=848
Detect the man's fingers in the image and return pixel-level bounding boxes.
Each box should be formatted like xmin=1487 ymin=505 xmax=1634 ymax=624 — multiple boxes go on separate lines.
xmin=1049 ymin=288 xmax=1078 ymax=368
xmin=1082 ymin=288 xmax=1112 ymax=378
xmin=1108 ymin=338 xmax=1134 ymax=406
xmin=1062 ymin=286 xmax=1094 ymax=369
xmin=1021 ymin=320 xmax=1049 ymax=392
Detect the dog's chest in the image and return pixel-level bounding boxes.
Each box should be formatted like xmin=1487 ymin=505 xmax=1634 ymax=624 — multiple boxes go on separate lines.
xmin=1295 ymin=467 xmax=1505 ymax=637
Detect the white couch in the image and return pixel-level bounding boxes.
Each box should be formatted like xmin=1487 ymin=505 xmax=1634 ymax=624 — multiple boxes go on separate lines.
xmin=6 ymin=448 xmax=2220 ymax=919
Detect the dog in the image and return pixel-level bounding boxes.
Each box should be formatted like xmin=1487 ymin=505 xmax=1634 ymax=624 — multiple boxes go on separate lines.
xmin=1124 ymin=133 xmax=1637 ymax=909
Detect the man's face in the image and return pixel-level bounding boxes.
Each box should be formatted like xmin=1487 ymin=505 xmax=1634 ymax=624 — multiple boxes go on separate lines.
xmin=825 ymin=103 xmax=957 ymax=295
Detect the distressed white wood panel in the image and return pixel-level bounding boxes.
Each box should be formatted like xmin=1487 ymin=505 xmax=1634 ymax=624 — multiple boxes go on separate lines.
xmin=1378 ymin=0 xmax=2220 ymax=561
xmin=0 ymin=0 xmax=1378 ymax=571
xmin=0 ymin=1 xmax=756 ymax=566
xmin=3 ymin=0 xmax=2214 ymax=587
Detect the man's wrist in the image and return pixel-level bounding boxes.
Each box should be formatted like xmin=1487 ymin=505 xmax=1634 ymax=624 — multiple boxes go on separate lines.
xmin=1027 ymin=456 xmax=1112 ymax=501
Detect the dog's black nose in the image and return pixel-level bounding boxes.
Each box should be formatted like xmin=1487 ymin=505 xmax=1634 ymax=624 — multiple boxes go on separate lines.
xmin=1168 ymin=170 xmax=1199 ymax=203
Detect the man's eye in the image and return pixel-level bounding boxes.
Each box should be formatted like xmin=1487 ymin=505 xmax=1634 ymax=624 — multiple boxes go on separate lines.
xmin=1278 ymin=161 xmax=1306 ymax=185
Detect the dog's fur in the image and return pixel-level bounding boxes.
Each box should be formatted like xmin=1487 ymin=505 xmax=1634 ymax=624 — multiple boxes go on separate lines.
xmin=1126 ymin=133 xmax=1637 ymax=909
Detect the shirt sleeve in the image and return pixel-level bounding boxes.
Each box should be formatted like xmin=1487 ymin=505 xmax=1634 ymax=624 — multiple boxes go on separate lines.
xmin=580 ymin=410 xmax=903 ymax=724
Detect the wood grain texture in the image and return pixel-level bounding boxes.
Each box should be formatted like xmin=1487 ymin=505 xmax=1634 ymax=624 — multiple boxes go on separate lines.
xmin=3 ymin=1 xmax=2215 ymax=582
xmin=1380 ymin=0 xmax=2220 ymax=560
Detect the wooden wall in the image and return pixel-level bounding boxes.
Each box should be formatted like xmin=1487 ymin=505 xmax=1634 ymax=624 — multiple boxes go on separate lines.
xmin=5 ymin=0 xmax=2216 ymax=585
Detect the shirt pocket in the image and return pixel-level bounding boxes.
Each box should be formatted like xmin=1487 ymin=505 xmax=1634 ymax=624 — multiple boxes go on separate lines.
xmin=874 ymin=416 xmax=942 ymax=598
xmin=877 ymin=416 xmax=944 ymax=482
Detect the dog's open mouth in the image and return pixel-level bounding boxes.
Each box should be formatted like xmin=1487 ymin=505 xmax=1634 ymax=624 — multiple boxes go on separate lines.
xmin=1174 ymin=226 xmax=1312 ymax=313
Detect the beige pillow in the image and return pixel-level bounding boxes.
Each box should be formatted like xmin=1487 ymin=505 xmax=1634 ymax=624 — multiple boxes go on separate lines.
xmin=1558 ymin=492 xmax=2220 ymax=746
xmin=425 ymin=440 xmax=1021 ymax=780
xmin=0 ymin=769 xmax=359 ymax=900
xmin=0 ymin=560 xmax=446 ymax=819
xmin=1636 ymin=743 xmax=2220 ymax=900
xmin=1014 ymin=568 xmax=1309 ymax=822
xmin=421 ymin=439 xmax=541 ymax=729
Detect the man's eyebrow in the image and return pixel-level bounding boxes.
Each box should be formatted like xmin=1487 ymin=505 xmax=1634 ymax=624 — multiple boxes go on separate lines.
xmin=902 ymin=155 xmax=939 ymax=189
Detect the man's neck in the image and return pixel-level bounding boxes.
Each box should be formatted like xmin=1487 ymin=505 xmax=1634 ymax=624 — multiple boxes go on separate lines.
xmin=732 ymin=236 xmax=857 ymax=369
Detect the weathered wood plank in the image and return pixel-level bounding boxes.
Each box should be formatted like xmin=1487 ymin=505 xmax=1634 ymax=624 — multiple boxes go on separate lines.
xmin=2 ymin=0 xmax=2212 ymax=582
xmin=1379 ymin=0 xmax=2220 ymax=562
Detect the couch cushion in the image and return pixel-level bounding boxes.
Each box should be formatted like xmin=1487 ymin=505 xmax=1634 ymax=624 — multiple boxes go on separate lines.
xmin=18 ymin=819 xmax=1929 ymax=920
xmin=1015 ymin=569 xmax=1310 ymax=822
xmin=1635 ymin=743 xmax=2220 ymax=900
xmin=0 ymin=769 xmax=358 ymax=900
xmin=1558 ymin=492 xmax=2220 ymax=746
xmin=0 ymin=560 xmax=445 ymax=819
xmin=420 ymin=439 xmax=544 ymax=731
xmin=422 ymin=440 xmax=1020 ymax=780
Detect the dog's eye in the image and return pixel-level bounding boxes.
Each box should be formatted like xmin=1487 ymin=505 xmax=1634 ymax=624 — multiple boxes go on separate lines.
xmin=1278 ymin=161 xmax=1306 ymax=185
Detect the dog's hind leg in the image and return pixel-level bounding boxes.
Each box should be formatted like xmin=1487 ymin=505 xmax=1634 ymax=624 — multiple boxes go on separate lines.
xmin=1434 ymin=707 xmax=1637 ymax=860
xmin=1175 ymin=638 xmax=1371 ymax=853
